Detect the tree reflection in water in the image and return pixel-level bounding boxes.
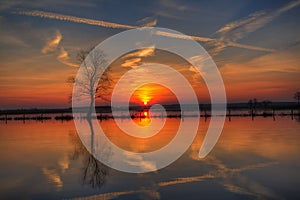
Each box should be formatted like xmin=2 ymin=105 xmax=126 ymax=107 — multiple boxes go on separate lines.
xmin=69 ymin=118 xmax=110 ymax=189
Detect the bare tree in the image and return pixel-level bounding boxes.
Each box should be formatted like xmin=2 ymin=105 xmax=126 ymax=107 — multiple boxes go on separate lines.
xmin=67 ymin=48 xmax=113 ymax=188
xmin=294 ymin=92 xmax=300 ymax=109
xmin=68 ymin=49 xmax=112 ymax=119
xmin=69 ymin=126 xmax=110 ymax=189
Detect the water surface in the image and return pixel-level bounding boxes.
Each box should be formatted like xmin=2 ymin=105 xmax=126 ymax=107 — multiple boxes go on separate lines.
xmin=0 ymin=116 xmax=299 ymax=199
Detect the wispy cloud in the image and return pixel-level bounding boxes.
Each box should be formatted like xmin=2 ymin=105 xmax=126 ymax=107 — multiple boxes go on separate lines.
xmin=0 ymin=0 xmax=20 ymax=11
xmin=215 ymin=0 xmax=300 ymax=38
xmin=69 ymin=189 xmax=159 ymax=200
xmin=215 ymin=11 xmax=266 ymax=38
xmin=0 ymin=34 xmax=28 ymax=47
xmin=124 ymin=46 xmax=155 ymax=58
xmin=137 ymin=16 xmax=157 ymax=27
xmin=155 ymin=30 xmax=213 ymax=42
xmin=121 ymin=58 xmax=142 ymax=68
xmin=68 ymin=157 xmax=278 ymax=200
xmin=14 ymin=1 xmax=300 ymax=56
xmin=15 ymin=10 xmax=138 ymax=29
xmin=41 ymin=30 xmax=62 ymax=54
xmin=57 ymin=47 xmax=78 ymax=67
xmin=124 ymin=151 xmax=157 ymax=172
xmin=158 ymin=174 xmax=214 ymax=187
xmin=210 ymin=0 xmax=300 ymax=54
xmin=42 ymin=167 xmax=63 ymax=191
xmin=121 ymin=46 xmax=155 ymax=68
xmin=155 ymin=30 xmax=274 ymax=54
xmin=159 ymin=0 xmax=187 ymax=11
xmin=41 ymin=30 xmax=78 ymax=67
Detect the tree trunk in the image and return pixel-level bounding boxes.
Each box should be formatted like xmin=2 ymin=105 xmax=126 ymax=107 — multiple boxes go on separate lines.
xmin=87 ymin=93 xmax=94 ymax=120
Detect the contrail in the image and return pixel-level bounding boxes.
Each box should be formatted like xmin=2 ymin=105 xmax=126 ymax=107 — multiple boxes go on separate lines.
xmin=14 ymin=10 xmax=138 ymax=29
xmin=155 ymin=30 xmax=274 ymax=52
xmin=155 ymin=30 xmax=214 ymax=42
xmin=228 ymin=41 xmax=275 ymax=53
xmin=13 ymin=10 xmax=279 ymax=54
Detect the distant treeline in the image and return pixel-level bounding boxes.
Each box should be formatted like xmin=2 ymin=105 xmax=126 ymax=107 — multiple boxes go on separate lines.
xmin=0 ymin=102 xmax=298 ymax=115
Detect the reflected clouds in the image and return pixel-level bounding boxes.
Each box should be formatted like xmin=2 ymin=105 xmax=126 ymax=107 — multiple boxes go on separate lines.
xmin=42 ymin=168 xmax=63 ymax=191
xmin=124 ymin=152 xmax=157 ymax=172
xmin=68 ymin=155 xmax=279 ymax=200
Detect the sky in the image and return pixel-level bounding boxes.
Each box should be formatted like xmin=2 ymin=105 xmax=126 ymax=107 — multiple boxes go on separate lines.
xmin=0 ymin=0 xmax=300 ymax=109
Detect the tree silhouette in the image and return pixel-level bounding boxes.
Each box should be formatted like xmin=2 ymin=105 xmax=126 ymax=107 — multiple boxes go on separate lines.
xmin=261 ymin=100 xmax=272 ymax=115
xmin=248 ymin=98 xmax=258 ymax=116
xmin=68 ymin=49 xmax=112 ymax=119
xmin=69 ymin=119 xmax=111 ymax=189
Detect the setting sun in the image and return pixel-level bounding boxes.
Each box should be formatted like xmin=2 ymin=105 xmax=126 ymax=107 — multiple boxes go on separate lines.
xmin=144 ymin=101 xmax=148 ymax=105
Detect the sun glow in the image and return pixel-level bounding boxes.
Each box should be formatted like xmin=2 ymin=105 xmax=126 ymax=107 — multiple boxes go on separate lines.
xmin=129 ymin=83 xmax=180 ymax=106
xmin=143 ymin=111 xmax=148 ymax=117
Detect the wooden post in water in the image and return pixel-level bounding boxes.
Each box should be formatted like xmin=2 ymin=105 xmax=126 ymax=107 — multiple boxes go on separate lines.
xmin=291 ymin=109 xmax=294 ymax=120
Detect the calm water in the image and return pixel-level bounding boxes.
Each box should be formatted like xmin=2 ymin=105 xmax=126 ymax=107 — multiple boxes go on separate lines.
xmin=0 ymin=116 xmax=299 ymax=199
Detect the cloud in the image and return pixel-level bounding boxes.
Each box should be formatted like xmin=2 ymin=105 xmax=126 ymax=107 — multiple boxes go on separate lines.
xmin=41 ymin=30 xmax=62 ymax=54
xmin=227 ymin=41 xmax=275 ymax=52
xmin=220 ymin=49 xmax=300 ymax=76
xmin=14 ymin=2 xmax=300 ymax=56
xmin=159 ymin=0 xmax=187 ymax=11
xmin=0 ymin=0 xmax=21 ymax=11
xmin=15 ymin=10 xmax=138 ymax=29
xmin=210 ymin=0 xmax=300 ymax=54
xmin=121 ymin=58 xmax=142 ymax=68
xmin=57 ymin=47 xmax=79 ymax=67
xmin=68 ymin=155 xmax=278 ymax=200
xmin=137 ymin=16 xmax=157 ymax=27
xmin=40 ymin=29 xmax=78 ymax=67
xmin=121 ymin=46 xmax=155 ymax=68
xmin=216 ymin=0 xmax=300 ymax=38
xmin=155 ymin=30 xmax=274 ymax=54
xmin=215 ymin=11 xmax=266 ymax=37
xmin=124 ymin=151 xmax=157 ymax=172
xmin=188 ymin=65 xmax=201 ymax=82
xmin=69 ymin=190 xmax=137 ymax=200
xmin=69 ymin=189 xmax=160 ymax=200
xmin=42 ymin=168 xmax=63 ymax=190
xmin=58 ymin=154 xmax=70 ymax=173
xmin=155 ymin=28 xmax=274 ymax=55
xmin=0 ymin=34 xmax=28 ymax=47
xmin=155 ymin=30 xmax=213 ymax=42
xmin=158 ymin=174 xmax=214 ymax=187
xmin=153 ymin=10 xmax=182 ymax=19
xmin=124 ymin=46 xmax=155 ymax=58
